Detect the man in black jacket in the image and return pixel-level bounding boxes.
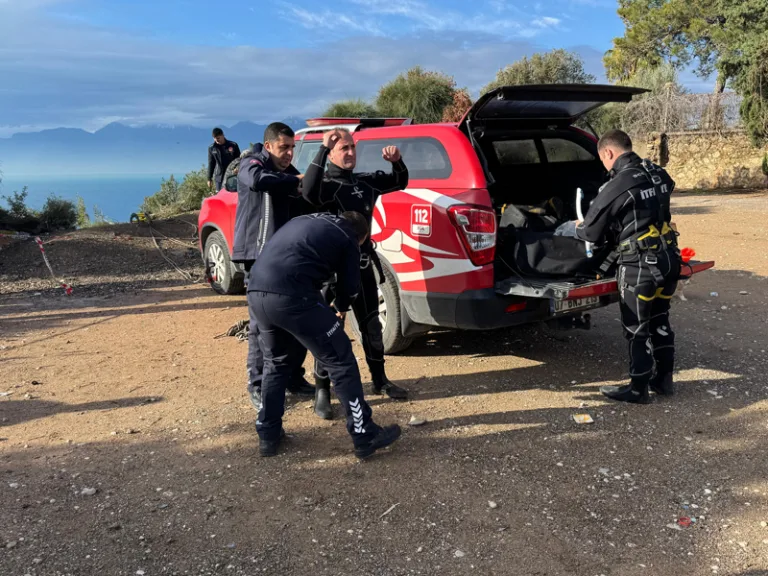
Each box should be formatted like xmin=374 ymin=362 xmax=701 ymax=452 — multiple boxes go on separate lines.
xmin=234 ymin=123 xmax=337 ymax=409
xmin=301 ymin=129 xmax=410 ymax=419
xmin=248 ymin=211 xmax=402 ymax=458
xmin=207 ymin=128 xmax=241 ymax=191
xmin=576 ymin=130 xmax=680 ymax=404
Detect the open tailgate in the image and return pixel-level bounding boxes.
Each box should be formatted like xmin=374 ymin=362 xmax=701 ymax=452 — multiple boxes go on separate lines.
xmin=496 ymin=259 xmax=716 ymax=301
xmin=461 ymin=84 xmax=648 ymax=127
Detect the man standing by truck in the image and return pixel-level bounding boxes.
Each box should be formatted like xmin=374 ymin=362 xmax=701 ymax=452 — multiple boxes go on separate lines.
xmin=208 ymin=127 xmax=241 ymax=191
xmin=301 ymin=129 xmax=410 ymax=419
xmin=576 ymin=129 xmax=679 ymax=404
xmin=234 ymin=123 xmax=339 ymax=409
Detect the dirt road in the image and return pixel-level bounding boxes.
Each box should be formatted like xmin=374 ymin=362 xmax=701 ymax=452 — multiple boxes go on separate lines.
xmin=1 ymin=192 xmax=767 ymax=576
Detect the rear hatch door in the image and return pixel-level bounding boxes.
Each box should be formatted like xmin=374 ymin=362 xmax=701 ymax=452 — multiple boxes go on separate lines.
xmin=461 ymin=84 xmax=647 ymax=128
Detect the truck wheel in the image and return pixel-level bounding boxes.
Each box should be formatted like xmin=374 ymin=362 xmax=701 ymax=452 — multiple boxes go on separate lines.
xmin=204 ymin=231 xmax=244 ymax=295
xmin=350 ymin=264 xmax=414 ymax=355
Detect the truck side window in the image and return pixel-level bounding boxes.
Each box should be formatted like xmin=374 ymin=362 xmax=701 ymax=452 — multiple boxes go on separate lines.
xmin=541 ymin=139 xmax=595 ymax=163
xmin=492 ymin=140 xmax=541 ymax=166
xmin=294 ymin=141 xmax=322 ymax=173
xmin=356 ymin=137 xmax=452 ymax=179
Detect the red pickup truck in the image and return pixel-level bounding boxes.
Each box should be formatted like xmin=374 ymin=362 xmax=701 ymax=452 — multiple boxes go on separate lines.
xmin=198 ymin=84 xmax=714 ymax=354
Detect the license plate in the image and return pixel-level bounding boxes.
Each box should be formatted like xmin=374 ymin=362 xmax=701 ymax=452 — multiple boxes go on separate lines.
xmin=553 ymin=295 xmax=600 ymax=314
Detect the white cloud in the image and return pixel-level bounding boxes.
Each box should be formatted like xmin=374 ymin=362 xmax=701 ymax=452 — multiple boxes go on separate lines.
xmin=532 ymin=16 xmax=561 ymax=28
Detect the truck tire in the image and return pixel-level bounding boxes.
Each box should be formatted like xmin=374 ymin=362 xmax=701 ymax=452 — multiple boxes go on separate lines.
xmin=350 ymin=264 xmax=414 ymax=355
xmin=204 ymin=231 xmax=244 ymax=295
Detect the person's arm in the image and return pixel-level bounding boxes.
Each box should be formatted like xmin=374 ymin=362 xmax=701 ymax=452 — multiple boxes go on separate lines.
xmin=207 ymin=146 xmax=215 ymax=187
xmin=232 ymin=142 xmax=241 ymax=158
xmin=575 ymin=184 xmax=621 ymax=244
xmin=362 ymin=146 xmax=409 ymax=195
xmin=239 ymin=157 xmax=301 ymax=195
xmin=332 ymin=238 xmax=361 ymax=313
xmin=301 ymin=131 xmax=342 ymax=207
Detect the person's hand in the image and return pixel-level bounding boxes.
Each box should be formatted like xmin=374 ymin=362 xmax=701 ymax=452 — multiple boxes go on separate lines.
xmin=207 ymin=180 xmax=213 ymax=189
xmin=336 ymin=310 xmax=346 ymax=321
xmin=574 ymin=219 xmax=583 ymax=226
xmin=323 ymin=129 xmax=342 ymax=149
xmin=382 ymin=146 xmax=401 ymax=163
xmin=296 ymin=174 xmax=305 ymax=181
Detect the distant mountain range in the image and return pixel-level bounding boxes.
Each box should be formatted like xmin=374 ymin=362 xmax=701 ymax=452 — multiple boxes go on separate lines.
xmin=0 ymin=117 xmax=309 ymax=176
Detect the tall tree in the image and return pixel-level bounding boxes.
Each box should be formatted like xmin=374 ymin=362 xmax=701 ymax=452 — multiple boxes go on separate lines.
xmin=482 ymin=49 xmax=596 ymax=95
xmin=375 ymin=67 xmax=457 ymax=124
xmin=322 ymin=99 xmax=379 ymax=118
xmin=605 ymin=0 xmax=768 ymax=142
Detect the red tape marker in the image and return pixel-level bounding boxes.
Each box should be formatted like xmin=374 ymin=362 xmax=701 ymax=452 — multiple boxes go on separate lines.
xmin=34 ymin=237 xmax=74 ymax=295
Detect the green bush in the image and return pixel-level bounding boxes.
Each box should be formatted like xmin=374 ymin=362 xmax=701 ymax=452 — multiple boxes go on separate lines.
xmin=141 ymin=166 xmax=210 ymax=216
xmin=762 ymin=153 xmax=768 ymax=177
xmin=76 ymin=195 xmax=91 ymax=228
xmin=39 ymin=194 xmax=77 ymax=232
xmin=3 ymin=187 xmax=31 ymax=219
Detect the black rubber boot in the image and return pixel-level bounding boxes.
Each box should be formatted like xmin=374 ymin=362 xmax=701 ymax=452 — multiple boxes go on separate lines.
xmin=313 ymin=376 xmax=333 ymax=420
xmin=287 ymin=377 xmax=315 ymax=397
xmin=259 ymin=428 xmax=286 ymax=458
xmin=600 ymin=377 xmax=651 ymax=404
xmin=372 ymin=376 xmax=409 ymax=400
xmin=354 ymin=424 xmax=402 ymax=459
xmin=650 ymin=372 xmax=675 ymax=396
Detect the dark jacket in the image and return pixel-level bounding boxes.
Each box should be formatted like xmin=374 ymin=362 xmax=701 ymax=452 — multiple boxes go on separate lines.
xmin=232 ymin=144 xmax=321 ymax=263
xmin=576 ymin=152 xmax=675 ymax=248
xmin=208 ymin=140 xmax=241 ymax=185
xmin=247 ymin=214 xmax=361 ymax=312
xmin=301 ymin=145 xmax=408 ymax=255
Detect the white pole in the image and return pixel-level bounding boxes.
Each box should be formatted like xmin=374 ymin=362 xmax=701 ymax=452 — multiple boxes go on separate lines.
xmin=576 ymin=188 xmax=593 ymax=258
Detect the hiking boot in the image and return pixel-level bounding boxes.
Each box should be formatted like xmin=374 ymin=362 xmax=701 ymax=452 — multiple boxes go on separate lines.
xmin=373 ymin=377 xmax=409 ymax=400
xmin=314 ymin=376 xmax=333 ymax=420
xmin=259 ymin=428 xmax=286 ymax=458
xmin=354 ymin=424 xmax=402 ymax=459
xmin=650 ymin=372 xmax=675 ymax=396
xmin=600 ymin=378 xmax=651 ymax=405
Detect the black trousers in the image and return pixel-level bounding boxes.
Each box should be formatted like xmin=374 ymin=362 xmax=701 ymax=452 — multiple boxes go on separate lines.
xmin=617 ymin=249 xmax=681 ymax=381
xmin=245 ymin=264 xmax=307 ymax=392
xmin=249 ymin=291 xmax=377 ymax=446
xmin=315 ymin=264 xmax=386 ymax=383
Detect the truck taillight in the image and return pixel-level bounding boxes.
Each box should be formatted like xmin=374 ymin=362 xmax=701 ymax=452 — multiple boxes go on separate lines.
xmin=448 ymin=205 xmax=496 ymax=266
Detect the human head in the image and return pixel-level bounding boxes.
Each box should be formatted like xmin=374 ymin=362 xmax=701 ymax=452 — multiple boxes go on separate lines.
xmin=263 ymin=122 xmax=296 ymax=172
xmin=341 ymin=211 xmax=369 ymax=245
xmin=328 ymin=128 xmax=356 ymax=170
xmin=212 ymin=127 xmax=226 ymax=145
xmin=597 ymin=129 xmax=633 ymax=171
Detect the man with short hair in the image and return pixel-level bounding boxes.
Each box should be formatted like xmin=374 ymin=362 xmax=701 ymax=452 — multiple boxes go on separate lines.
xmin=575 ymin=129 xmax=680 ymax=404
xmin=302 ymin=128 xmax=410 ymax=420
xmin=248 ymin=211 xmax=402 ymax=458
xmin=234 ymin=123 xmax=339 ymax=408
xmin=207 ymin=128 xmax=241 ymax=191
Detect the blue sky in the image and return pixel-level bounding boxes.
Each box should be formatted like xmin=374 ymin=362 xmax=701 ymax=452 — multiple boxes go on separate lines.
xmin=0 ymin=0 xmax=712 ymax=137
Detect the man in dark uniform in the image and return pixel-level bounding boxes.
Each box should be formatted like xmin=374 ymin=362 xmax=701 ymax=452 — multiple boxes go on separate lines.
xmin=576 ymin=129 xmax=680 ymax=404
xmin=207 ymin=128 xmax=241 ymax=191
xmin=301 ymin=129 xmax=410 ymax=420
xmin=233 ymin=123 xmax=336 ymax=409
xmin=248 ymin=211 xmax=402 ymax=458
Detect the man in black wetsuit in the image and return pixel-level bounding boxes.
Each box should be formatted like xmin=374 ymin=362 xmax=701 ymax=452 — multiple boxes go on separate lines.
xmin=575 ymin=130 xmax=680 ymax=404
xmin=301 ymin=129 xmax=409 ymax=419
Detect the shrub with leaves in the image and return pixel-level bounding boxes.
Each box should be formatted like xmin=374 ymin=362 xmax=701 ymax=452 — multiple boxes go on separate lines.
xmin=140 ymin=166 xmax=210 ymax=216
xmin=376 ymin=67 xmax=457 ymax=124
xmin=39 ymin=194 xmax=77 ymax=232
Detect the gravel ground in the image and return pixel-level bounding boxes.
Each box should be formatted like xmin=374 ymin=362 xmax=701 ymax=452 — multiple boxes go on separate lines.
xmin=1 ymin=192 xmax=767 ymax=576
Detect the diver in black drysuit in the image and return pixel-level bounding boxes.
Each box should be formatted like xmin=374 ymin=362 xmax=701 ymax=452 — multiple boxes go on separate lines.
xmin=576 ymin=139 xmax=680 ymax=404
xmin=301 ymin=134 xmax=410 ymax=419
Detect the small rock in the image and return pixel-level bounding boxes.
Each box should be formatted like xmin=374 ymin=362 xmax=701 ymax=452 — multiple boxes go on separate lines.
xmin=454 ymin=550 xmax=465 ymax=558
xmin=31 ymin=380 xmax=41 ymax=386
xmin=9 ymin=483 xmax=19 ymax=489
xmin=556 ymin=462 xmax=564 ymax=467
xmin=667 ymin=523 xmax=682 ymax=531
xmin=408 ymin=415 xmax=427 ymax=427
xmin=417 ymin=546 xmax=423 ymax=553
xmin=6 ymin=540 xmax=17 ymax=549
xmin=81 ymin=487 xmax=97 ymax=496
xmin=32 ymin=558 xmax=42 ymax=564
xmin=136 ymin=571 xmax=145 ymax=576
xmin=704 ymin=489 xmax=713 ymax=495
xmin=739 ymin=291 xmax=749 ymax=295
xmin=760 ymin=521 xmax=767 ymax=528
xmin=599 ymin=468 xmax=610 ymax=476
xmin=710 ymin=292 xmax=719 ymax=297
xmin=488 ymin=501 xmax=498 ymax=509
